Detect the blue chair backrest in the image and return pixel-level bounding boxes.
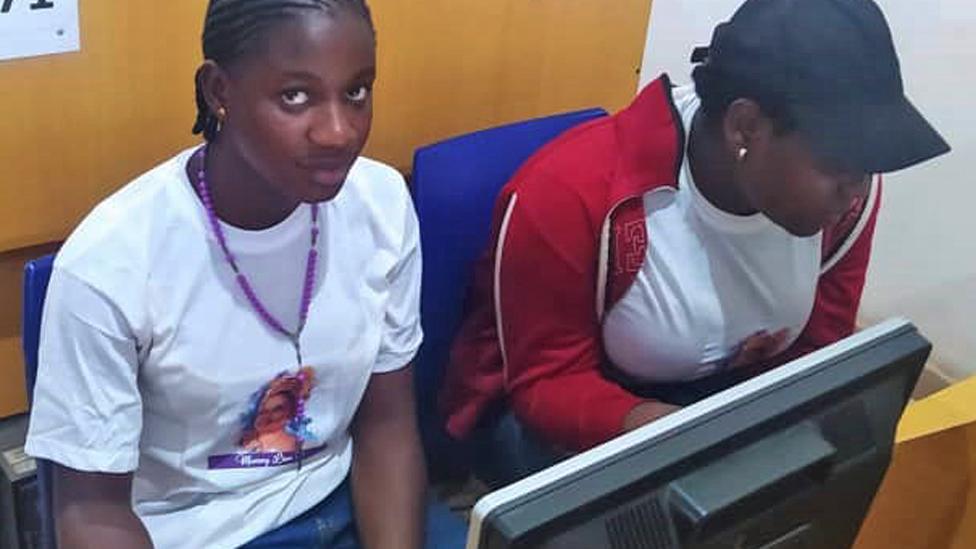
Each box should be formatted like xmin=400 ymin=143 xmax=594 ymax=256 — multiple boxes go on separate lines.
xmin=22 ymin=253 xmax=57 ymax=549
xmin=23 ymin=254 xmax=55 ymax=404
xmin=410 ymin=108 xmax=607 ymax=469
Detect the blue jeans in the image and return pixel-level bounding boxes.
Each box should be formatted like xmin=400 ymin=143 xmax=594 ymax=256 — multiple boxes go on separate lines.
xmin=241 ymin=479 xmax=467 ymax=548
xmin=469 ymin=411 xmax=567 ymax=490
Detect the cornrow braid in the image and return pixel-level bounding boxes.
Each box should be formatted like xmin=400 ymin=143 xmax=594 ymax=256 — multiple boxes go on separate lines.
xmin=192 ymin=0 xmax=375 ymax=142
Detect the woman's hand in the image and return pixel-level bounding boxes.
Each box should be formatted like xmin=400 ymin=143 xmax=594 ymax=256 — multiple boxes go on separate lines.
xmin=727 ymin=329 xmax=790 ymax=370
xmin=623 ymin=401 xmax=682 ymax=432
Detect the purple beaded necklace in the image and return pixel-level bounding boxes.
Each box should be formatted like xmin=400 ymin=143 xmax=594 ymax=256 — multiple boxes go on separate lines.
xmin=193 ymin=147 xmax=320 ymax=366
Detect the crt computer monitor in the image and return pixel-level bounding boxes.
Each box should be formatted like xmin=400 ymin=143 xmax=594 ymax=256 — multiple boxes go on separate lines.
xmin=467 ymin=318 xmax=931 ymax=549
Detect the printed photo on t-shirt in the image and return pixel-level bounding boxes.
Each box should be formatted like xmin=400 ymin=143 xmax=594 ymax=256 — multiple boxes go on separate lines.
xmin=208 ymin=367 xmax=325 ymax=469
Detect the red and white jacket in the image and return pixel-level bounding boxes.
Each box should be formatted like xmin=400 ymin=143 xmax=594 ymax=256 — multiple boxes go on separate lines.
xmin=440 ymin=76 xmax=881 ymax=452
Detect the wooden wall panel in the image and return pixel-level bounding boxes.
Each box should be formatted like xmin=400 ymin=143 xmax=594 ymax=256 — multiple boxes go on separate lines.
xmin=366 ymin=0 xmax=652 ymax=166
xmin=0 ymin=2 xmax=204 ymax=252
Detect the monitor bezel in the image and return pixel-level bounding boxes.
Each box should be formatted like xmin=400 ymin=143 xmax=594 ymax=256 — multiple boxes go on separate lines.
xmin=467 ymin=318 xmax=928 ymax=548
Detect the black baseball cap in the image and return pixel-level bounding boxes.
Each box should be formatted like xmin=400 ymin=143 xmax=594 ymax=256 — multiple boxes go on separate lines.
xmin=691 ymin=0 xmax=950 ymax=173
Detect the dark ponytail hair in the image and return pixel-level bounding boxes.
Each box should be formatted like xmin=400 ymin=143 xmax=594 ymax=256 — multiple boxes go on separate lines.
xmin=691 ymin=58 xmax=796 ymax=135
xmin=192 ymin=0 xmax=375 ymax=141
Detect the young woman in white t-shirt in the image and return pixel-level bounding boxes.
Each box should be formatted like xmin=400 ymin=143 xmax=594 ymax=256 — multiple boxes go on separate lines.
xmin=25 ymin=1 xmax=466 ymax=547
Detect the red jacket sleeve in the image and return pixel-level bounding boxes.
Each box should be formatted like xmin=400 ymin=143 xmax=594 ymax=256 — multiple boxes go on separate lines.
xmin=496 ymin=179 xmax=644 ymax=452
xmin=778 ymin=179 xmax=883 ymax=363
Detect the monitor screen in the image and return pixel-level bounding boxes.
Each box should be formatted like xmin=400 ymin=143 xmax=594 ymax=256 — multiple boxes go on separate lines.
xmin=467 ymin=318 xmax=930 ymax=549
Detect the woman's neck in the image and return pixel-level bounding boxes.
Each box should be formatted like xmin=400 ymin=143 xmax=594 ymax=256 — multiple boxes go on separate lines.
xmin=687 ymin=111 xmax=757 ymax=216
xmin=194 ymin=140 xmax=301 ymax=230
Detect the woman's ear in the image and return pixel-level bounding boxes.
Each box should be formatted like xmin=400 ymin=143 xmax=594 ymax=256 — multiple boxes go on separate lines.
xmin=722 ymin=98 xmax=773 ymax=159
xmin=196 ymin=60 xmax=231 ymax=118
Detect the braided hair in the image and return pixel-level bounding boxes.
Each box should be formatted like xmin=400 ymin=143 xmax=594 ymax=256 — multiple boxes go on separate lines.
xmin=192 ymin=0 xmax=375 ymax=142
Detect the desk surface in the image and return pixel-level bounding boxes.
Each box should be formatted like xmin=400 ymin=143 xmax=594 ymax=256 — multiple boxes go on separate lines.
xmin=898 ymin=374 xmax=976 ymax=442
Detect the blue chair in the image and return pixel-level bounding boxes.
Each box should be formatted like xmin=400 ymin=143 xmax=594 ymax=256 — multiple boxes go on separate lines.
xmin=22 ymin=253 xmax=57 ymax=549
xmin=410 ymin=108 xmax=608 ymax=474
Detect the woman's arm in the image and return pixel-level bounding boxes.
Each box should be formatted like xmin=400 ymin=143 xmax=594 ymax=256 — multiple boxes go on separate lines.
xmin=487 ymin=185 xmax=652 ymax=450
xmin=351 ymin=365 xmax=426 ymax=549
xmin=778 ymin=179 xmax=883 ymax=363
xmin=53 ymin=465 xmax=152 ymax=549
xmin=26 ymin=268 xmax=149 ymax=547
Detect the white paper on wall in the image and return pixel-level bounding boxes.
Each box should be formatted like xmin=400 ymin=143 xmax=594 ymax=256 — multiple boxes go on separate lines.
xmin=0 ymin=0 xmax=79 ymax=62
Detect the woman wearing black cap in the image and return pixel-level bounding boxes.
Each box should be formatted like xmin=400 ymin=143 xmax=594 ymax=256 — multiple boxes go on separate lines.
xmin=441 ymin=0 xmax=951 ymax=487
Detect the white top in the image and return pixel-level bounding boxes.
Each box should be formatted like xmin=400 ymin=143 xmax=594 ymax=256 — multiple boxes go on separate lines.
xmin=25 ymin=147 xmax=423 ymax=549
xmin=602 ymin=87 xmax=821 ymax=383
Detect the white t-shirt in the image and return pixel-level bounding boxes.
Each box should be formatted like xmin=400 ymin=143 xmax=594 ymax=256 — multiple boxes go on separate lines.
xmin=25 ymin=147 xmax=423 ymax=548
xmin=602 ymin=86 xmax=821 ymax=383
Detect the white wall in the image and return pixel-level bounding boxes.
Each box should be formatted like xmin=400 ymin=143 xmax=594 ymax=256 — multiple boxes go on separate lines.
xmin=641 ymin=0 xmax=975 ymax=381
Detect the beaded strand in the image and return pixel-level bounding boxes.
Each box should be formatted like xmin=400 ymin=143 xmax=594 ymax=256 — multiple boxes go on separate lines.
xmin=193 ymin=147 xmax=320 ymax=366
